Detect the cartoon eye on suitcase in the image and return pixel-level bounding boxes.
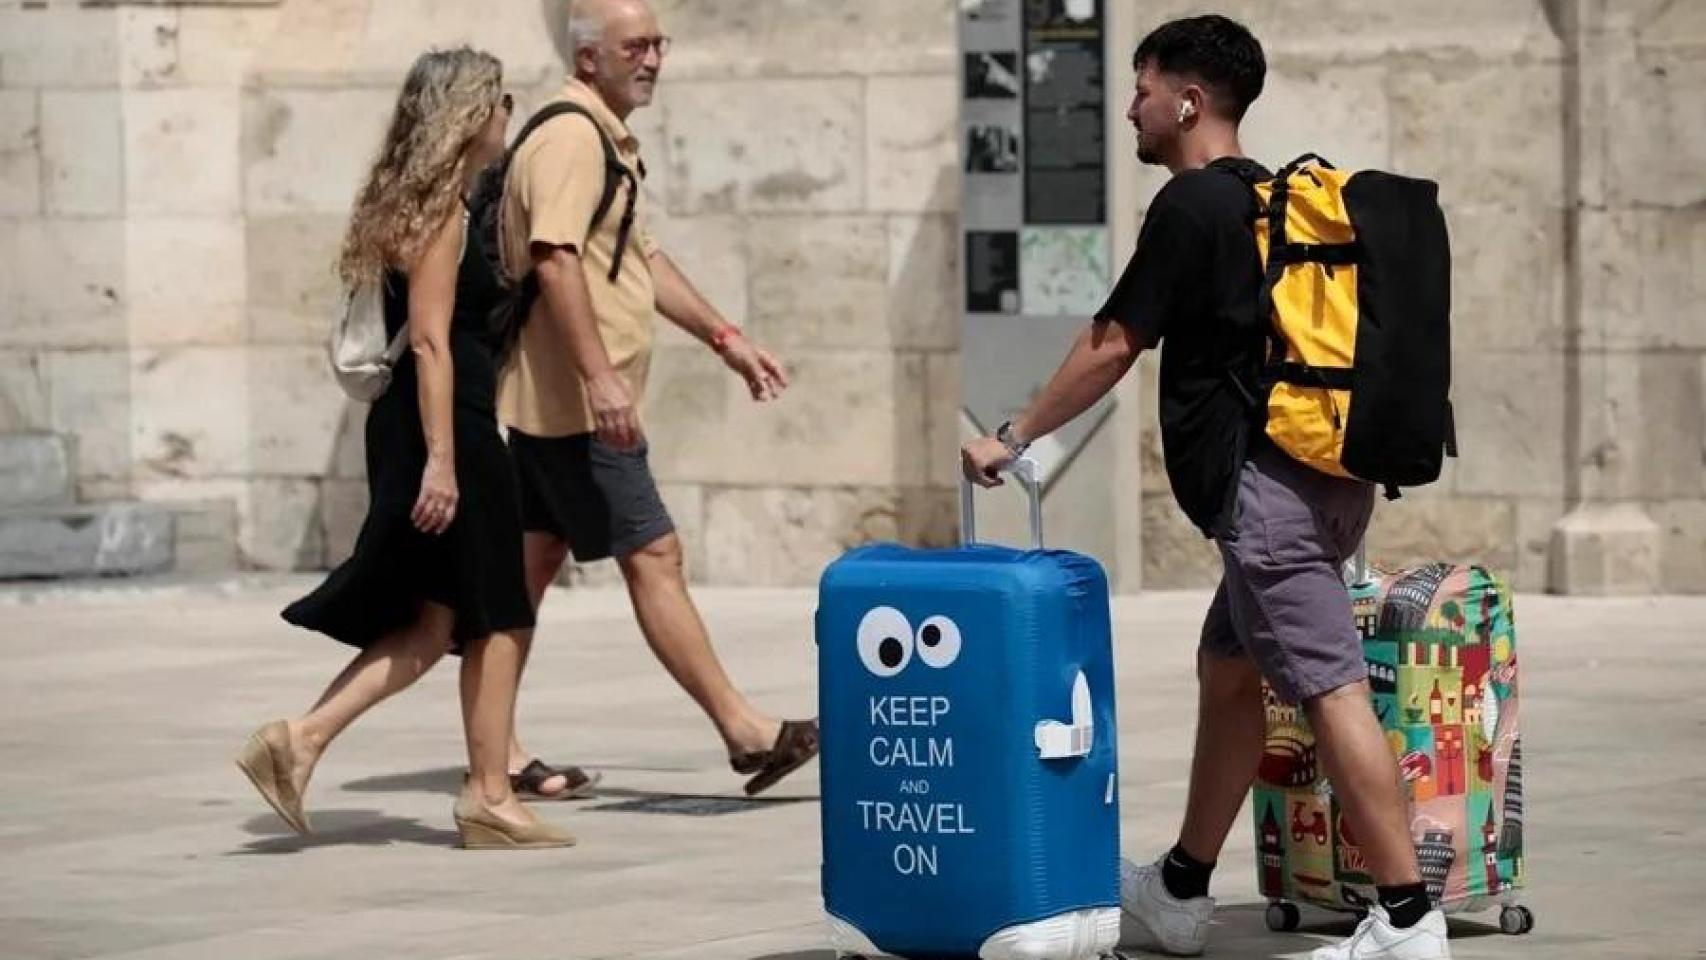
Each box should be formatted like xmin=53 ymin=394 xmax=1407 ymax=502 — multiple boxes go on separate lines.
xmin=817 ymin=461 xmax=1122 ymax=960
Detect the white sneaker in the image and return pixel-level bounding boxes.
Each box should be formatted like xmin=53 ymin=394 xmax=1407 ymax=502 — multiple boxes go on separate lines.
xmin=1120 ymin=856 xmax=1214 ymax=956
xmin=1310 ymin=906 xmax=1451 ymax=960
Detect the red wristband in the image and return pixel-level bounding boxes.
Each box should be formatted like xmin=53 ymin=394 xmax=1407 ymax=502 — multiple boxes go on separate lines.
xmin=710 ymin=325 xmax=742 ymax=354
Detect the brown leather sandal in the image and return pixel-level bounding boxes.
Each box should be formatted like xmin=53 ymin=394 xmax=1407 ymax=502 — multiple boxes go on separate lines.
xmin=735 ymin=719 xmax=821 ymax=796
xmin=510 ymin=759 xmax=601 ymax=801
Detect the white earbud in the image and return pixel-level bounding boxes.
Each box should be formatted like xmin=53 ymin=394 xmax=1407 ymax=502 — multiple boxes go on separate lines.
xmin=1178 ymin=102 xmax=1196 ymax=123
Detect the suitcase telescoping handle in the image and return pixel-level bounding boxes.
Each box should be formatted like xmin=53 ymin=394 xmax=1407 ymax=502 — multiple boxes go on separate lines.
xmin=960 ymin=456 xmax=1044 ymax=550
xmin=1346 ymin=541 xmax=1373 ymax=587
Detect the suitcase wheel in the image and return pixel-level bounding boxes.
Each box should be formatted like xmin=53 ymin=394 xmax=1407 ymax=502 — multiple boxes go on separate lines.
xmin=1265 ymin=901 xmax=1301 ymax=932
xmin=1498 ymin=904 xmax=1534 ymax=935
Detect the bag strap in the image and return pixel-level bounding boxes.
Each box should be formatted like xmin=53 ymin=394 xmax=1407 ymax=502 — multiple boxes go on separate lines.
xmin=509 ymin=101 xmax=639 ymax=282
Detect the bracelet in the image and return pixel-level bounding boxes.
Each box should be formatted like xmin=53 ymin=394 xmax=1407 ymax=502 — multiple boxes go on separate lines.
xmin=710 ymin=325 xmax=743 ymax=354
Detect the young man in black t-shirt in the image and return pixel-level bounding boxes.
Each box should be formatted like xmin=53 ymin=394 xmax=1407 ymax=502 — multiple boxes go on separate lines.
xmin=962 ymin=16 xmax=1451 ymax=960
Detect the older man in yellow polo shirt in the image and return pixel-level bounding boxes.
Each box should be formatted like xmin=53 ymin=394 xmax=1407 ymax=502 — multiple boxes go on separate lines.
xmin=497 ymin=0 xmax=818 ymax=799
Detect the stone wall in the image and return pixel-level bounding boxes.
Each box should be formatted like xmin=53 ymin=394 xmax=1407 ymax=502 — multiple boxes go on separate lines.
xmin=0 ymin=0 xmax=963 ymax=585
xmin=1 ymin=0 xmax=1700 ymax=592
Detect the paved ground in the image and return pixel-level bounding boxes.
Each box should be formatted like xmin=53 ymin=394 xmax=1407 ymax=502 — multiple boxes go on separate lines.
xmin=1 ymin=577 xmax=1702 ymax=960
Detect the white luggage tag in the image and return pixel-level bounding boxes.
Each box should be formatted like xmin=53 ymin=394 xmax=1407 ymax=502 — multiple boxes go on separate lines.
xmin=1035 ymin=670 xmax=1093 ymax=760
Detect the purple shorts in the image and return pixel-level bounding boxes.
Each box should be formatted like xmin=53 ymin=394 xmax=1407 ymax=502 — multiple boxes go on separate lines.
xmin=1202 ymin=441 xmax=1375 ymax=704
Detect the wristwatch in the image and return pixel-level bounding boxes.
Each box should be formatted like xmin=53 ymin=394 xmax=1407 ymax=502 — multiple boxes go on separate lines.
xmin=996 ymin=420 xmax=1031 ymax=458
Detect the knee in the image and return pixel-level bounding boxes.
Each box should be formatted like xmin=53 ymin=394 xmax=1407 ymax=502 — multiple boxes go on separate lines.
xmin=1200 ymin=651 xmax=1264 ymax=701
xmin=619 ymin=533 xmax=684 ymax=582
xmin=1301 ymin=679 xmax=1371 ymax=722
xmin=526 ymin=536 xmax=571 ymax=581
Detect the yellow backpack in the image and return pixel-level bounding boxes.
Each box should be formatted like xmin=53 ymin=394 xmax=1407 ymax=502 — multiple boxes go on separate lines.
xmin=1238 ymin=154 xmax=1457 ymax=496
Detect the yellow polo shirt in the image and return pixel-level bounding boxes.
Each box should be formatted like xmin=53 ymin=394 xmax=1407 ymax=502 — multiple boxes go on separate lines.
xmin=498 ymin=77 xmax=658 ymax=438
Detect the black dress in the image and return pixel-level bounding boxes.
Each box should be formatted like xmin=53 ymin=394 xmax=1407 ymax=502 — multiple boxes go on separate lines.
xmin=283 ymin=221 xmax=534 ymax=652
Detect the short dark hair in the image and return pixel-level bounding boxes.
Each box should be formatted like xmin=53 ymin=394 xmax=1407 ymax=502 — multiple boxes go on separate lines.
xmin=1133 ymin=15 xmax=1266 ymax=121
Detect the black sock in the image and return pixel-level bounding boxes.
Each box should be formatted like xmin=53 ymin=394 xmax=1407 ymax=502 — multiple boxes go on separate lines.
xmin=1377 ymin=883 xmax=1430 ymax=929
xmin=1160 ymin=843 xmax=1215 ymax=901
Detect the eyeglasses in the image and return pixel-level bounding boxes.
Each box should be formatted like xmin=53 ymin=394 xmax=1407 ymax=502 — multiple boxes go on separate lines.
xmin=615 ymin=35 xmax=671 ymax=62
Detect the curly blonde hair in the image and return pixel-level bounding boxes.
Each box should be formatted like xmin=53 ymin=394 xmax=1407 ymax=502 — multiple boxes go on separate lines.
xmin=338 ymin=47 xmax=503 ymax=286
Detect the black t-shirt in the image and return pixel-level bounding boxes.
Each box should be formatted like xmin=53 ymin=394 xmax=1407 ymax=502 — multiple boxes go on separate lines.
xmin=1097 ymin=157 xmax=1270 ymax=538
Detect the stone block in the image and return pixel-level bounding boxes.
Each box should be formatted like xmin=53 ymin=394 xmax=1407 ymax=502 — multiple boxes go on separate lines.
xmin=246 ymin=214 xmax=345 ymax=344
xmin=1142 ymin=496 xmax=1222 ymax=590
xmin=0 ymin=353 xmax=50 ymax=433
xmin=0 ymin=433 xmax=71 ymax=509
xmin=1548 ymin=502 xmax=1661 ymax=595
xmin=1514 ymin=497 xmax=1567 ymax=594
xmin=0 ymin=220 xmax=127 ymax=349
xmin=1570 ymin=350 xmax=1706 ymax=503
xmin=40 ymin=91 xmax=124 ymax=217
xmin=1605 ymin=53 xmax=1706 ymax=208
xmin=173 ymin=5 xmax=284 ymax=87
xmin=1390 ymin=63 xmax=1563 ymax=210
xmin=1651 ymin=499 xmax=1706 ymax=594
xmin=646 ymin=214 xmax=747 ymax=344
xmin=887 ymin=215 xmax=960 ymax=351
xmin=1632 ymin=352 xmax=1706 ymax=500
xmin=652 ymin=347 xmax=927 ymax=488
xmin=703 ymin=486 xmax=903 ymax=587
xmin=320 ymin=477 xmax=368 ymax=566
xmin=131 ymin=347 xmax=250 ymax=481
xmin=44 ymin=350 xmax=132 ymax=481
xmin=1366 ymin=496 xmax=1518 ymax=575
xmin=664 ymin=78 xmax=863 ymax=214
xmin=649 ymin=0 xmax=956 ymax=79
xmin=118 ymin=7 xmax=181 ymax=88
xmin=249 ymin=346 xmax=348 ymax=477
xmin=125 ymin=218 xmax=247 ymax=346
xmin=123 ymin=89 xmax=241 ymax=216
xmin=0 ymin=91 xmax=40 ymax=216
xmin=1450 ymin=348 xmax=1566 ymax=498
xmin=0 ymin=503 xmax=173 ymax=580
xmin=1120 ymin=0 xmax=1559 ymax=60
xmin=169 ymin=497 xmax=240 ymax=575
xmin=745 ymin=216 xmax=889 ymax=348
xmin=1449 ymin=206 xmax=1566 ymax=351
xmin=1635 ymin=0 xmax=1706 ymax=50
xmin=924 ymin=352 xmax=961 ymax=490
xmin=866 ymin=75 xmax=958 ymax=214
xmin=1580 ymin=209 xmax=1706 ymax=351
xmin=243 ymin=87 xmax=394 ymax=215
xmin=644 ymin=345 xmax=734 ymax=485
xmin=331 ymin=401 xmax=369 ymax=480
xmin=0 ymin=4 xmax=122 ymax=88
xmin=1134 ymin=354 xmax=1171 ymax=496
xmin=240 ymin=477 xmax=324 ymax=571
xmin=353 ymin=0 xmax=562 ymax=80
xmin=769 ymin=350 xmax=925 ymax=488
xmin=1242 ymin=64 xmax=1389 ymax=172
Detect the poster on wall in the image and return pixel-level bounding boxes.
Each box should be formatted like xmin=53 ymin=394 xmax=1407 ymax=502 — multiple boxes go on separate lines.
xmin=1023 ymin=0 xmax=1106 ymax=225
xmin=966 ymin=231 xmax=1020 ymax=314
xmin=965 ymin=51 xmax=1021 ymax=99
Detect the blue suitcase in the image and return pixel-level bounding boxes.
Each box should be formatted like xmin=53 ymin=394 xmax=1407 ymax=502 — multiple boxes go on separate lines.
xmin=817 ymin=461 xmax=1122 ymax=960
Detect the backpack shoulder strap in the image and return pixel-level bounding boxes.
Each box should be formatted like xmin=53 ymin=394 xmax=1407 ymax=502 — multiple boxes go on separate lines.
xmin=509 ymin=102 xmax=625 ymax=229
xmin=510 ymin=101 xmax=637 ymax=281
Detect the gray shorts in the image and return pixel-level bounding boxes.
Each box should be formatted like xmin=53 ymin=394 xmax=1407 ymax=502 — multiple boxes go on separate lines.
xmin=508 ymin=430 xmax=675 ymax=562
xmin=1202 ymin=440 xmax=1375 ymax=704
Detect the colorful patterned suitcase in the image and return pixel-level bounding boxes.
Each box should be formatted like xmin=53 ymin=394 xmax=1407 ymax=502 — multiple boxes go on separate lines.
xmin=1251 ymin=561 xmax=1534 ymax=936
xmin=817 ymin=460 xmax=1122 ymax=960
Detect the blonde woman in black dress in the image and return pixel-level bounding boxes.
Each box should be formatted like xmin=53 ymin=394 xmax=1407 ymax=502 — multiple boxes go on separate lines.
xmin=236 ymin=48 xmax=571 ymax=850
